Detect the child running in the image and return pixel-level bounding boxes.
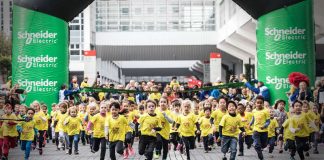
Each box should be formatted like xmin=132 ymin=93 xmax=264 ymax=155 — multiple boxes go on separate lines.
xmin=137 ymin=100 xmax=162 ymax=160
xmin=18 ymin=108 xmax=36 ymax=160
xmin=219 ymin=101 xmax=246 ymax=160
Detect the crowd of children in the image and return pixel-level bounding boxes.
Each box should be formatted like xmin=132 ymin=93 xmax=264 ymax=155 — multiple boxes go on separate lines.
xmin=0 ymin=76 xmax=324 ymax=160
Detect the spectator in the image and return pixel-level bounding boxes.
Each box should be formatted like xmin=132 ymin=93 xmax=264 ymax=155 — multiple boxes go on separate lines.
xmin=244 ymin=80 xmax=270 ymax=102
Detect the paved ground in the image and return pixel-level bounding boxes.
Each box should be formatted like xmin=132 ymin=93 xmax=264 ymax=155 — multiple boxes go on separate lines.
xmin=8 ymin=140 xmax=324 ymax=160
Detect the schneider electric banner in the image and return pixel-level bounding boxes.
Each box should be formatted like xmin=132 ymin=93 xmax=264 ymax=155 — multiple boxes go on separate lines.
xmin=12 ymin=5 xmax=68 ymax=110
xmin=257 ymin=0 xmax=315 ymax=106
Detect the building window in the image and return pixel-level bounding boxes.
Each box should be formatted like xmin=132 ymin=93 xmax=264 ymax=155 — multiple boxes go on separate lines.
xmin=219 ymin=0 xmax=225 ymax=28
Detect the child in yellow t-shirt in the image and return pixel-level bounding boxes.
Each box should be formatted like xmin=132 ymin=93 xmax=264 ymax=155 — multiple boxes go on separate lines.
xmin=64 ymin=106 xmax=82 ymax=155
xmin=237 ymin=103 xmax=253 ymax=156
xmin=289 ymin=100 xmax=311 ymax=160
xmin=199 ymin=107 xmax=213 ymax=153
xmin=53 ymin=102 xmax=68 ymax=151
xmin=18 ymin=108 xmax=36 ymax=160
xmin=268 ymin=109 xmax=279 ymax=157
xmin=175 ymin=100 xmax=199 ymax=160
xmin=169 ymin=101 xmax=181 ymax=151
xmin=137 ymin=100 xmax=162 ymax=160
xmin=87 ymin=103 xmax=108 ymax=160
xmin=210 ymin=96 xmax=227 ymax=146
xmin=2 ymin=104 xmax=18 ymax=159
xmin=219 ymin=101 xmax=245 ymax=160
xmin=31 ymin=101 xmax=47 ymax=155
xmin=105 ymin=102 xmax=129 ymax=160
xmin=78 ymin=104 xmax=87 ymax=146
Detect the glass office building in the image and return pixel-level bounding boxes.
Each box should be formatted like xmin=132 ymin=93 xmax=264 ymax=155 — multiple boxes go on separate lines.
xmin=95 ymin=0 xmax=216 ymax=32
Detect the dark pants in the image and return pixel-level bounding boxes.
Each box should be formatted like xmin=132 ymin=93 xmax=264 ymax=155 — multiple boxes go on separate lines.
xmin=92 ymin=137 xmax=106 ymax=160
xmin=170 ymin=132 xmax=179 ymax=150
xmin=221 ymin=136 xmax=237 ymax=160
xmin=138 ymin=135 xmax=157 ymax=160
xmin=47 ymin=126 xmax=52 ymax=140
xmin=215 ymin=131 xmax=221 ymax=146
xmin=55 ymin=132 xmax=59 ymax=147
xmin=195 ymin=130 xmax=201 ymax=143
xmin=34 ymin=130 xmax=46 ymax=149
xmin=203 ymin=134 xmax=214 ymax=151
xmin=268 ymin=137 xmax=276 ymax=153
xmin=286 ymin=139 xmax=296 ymax=157
xmin=109 ymin=141 xmax=124 ymax=160
xmin=79 ymin=131 xmax=86 ymax=145
xmin=156 ymin=133 xmax=169 ymax=159
xmin=295 ymin=136 xmax=309 ymax=160
xmin=182 ymin=136 xmax=195 ymax=160
xmin=239 ymin=133 xmax=252 ymax=153
xmin=124 ymin=132 xmax=133 ymax=147
xmin=253 ymin=131 xmax=268 ymax=160
xmin=68 ymin=135 xmax=79 ymax=153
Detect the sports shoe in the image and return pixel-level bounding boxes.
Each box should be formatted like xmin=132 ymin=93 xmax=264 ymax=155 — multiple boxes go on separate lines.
xmin=39 ymin=148 xmax=43 ymax=155
xmin=313 ymin=150 xmax=319 ymax=154
xmin=238 ymin=152 xmax=243 ymax=156
xmin=123 ymin=150 xmax=129 ymax=159
xmin=305 ymin=152 xmax=309 ymax=157
xmin=128 ymin=146 xmax=135 ymax=156
xmin=176 ymin=144 xmax=182 ymax=151
xmin=279 ymin=149 xmax=283 ymax=153
xmin=74 ymin=150 xmax=79 ymax=155
xmin=153 ymin=153 xmax=160 ymax=159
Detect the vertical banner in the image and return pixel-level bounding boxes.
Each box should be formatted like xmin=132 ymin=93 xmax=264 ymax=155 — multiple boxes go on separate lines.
xmin=210 ymin=52 xmax=222 ymax=83
xmin=12 ymin=5 xmax=68 ymax=111
xmin=84 ymin=50 xmax=97 ymax=84
xmin=257 ymin=0 xmax=315 ymax=106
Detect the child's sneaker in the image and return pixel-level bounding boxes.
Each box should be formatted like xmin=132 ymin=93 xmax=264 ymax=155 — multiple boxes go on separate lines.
xmin=39 ymin=148 xmax=43 ymax=155
xmin=74 ymin=150 xmax=79 ymax=155
xmin=128 ymin=146 xmax=135 ymax=156
xmin=123 ymin=150 xmax=129 ymax=159
xmin=153 ymin=153 xmax=160 ymax=159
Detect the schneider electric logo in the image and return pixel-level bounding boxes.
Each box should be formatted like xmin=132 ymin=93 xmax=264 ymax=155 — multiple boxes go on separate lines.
xmin=17 ymin=55 xmax=58 ymax=68
xmin=265 ymin=51 xmax=306 ymax=65
xmin=17 ymin=30 xmax=58 ymax=45
xmin=266 ymin=76 xmax=290 ymax=90
xmin=18 ymin=79 xmax=58 ymax=92
xmin=265 ymin=27 xmax=306 ymax=41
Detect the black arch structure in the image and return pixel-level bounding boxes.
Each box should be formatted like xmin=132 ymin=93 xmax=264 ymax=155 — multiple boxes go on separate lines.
xmin=14 ymin=0 xmax=94 ymax=22
xmin=233 ymin=0 xmax=305 ymax=19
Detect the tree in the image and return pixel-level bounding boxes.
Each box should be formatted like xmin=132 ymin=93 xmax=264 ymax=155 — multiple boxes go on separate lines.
xmin=0 ymin=32 xmax=12 ymax=83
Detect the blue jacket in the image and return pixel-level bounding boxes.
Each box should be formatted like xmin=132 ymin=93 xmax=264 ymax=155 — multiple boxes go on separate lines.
xmin=245 ymin=82 xmax=270 ymax=102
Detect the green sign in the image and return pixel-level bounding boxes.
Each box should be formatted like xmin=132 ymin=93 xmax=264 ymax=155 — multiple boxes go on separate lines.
xmin=12 ymin=5 xmax=68 ymax=111
xmin=257 ymin=0 xmax=315 ymax=106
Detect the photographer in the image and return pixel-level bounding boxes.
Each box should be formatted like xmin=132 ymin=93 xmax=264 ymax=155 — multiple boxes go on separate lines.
xmin=5 ymin=84 xmax=27 ymax=108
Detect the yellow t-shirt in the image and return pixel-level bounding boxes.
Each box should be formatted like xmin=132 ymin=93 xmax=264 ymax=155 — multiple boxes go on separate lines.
xmin=90 ymin=114 xmax=106 ymax=138
xmin=199 ymin=117 xmax=213 ymax=137
xmin=80 ymin=81 xmax=89 ymax=88
xmin=60 ymin=113 xmax=69 ymax=133
xmin=156 ymin=110 xmax=172 ymax=140
xmin=252 ymin=109 xmax=270 ymax=132
xmin=305 ymin=111 xmax=317 ymax=133
xmin=65 ymin=116 xmax=82 ymax=136
xmin=177 ymin=113 xmax=197 ymax=137
xmin=139 ymin=113 xmax=162 ymax=137
xmin=268 ymin=118 xmax=279 ymax=138
xmin=34 ymin=111 xmax=47 ymax=130
xmin=78 ymin=112 xmax=86 ymax=131
xmin=149 ymin=93 xmax=161 ymax=101
xmin=211 ymin=109 xmax=227 ymax=132
xmin=313 ymin=113 xmax=321 ymax=132
xmin=106 ymin=115 xmax=128 ymax=142
xmin=290 ymin=113 xmax=310 ymax=137
xmin=2 ymin=114 xmax=18 ymax=137
xmin=20 ymin=120 xmax=36 ymax=141
xmin=170 ymin=81 xmax=180 ymax=89
xmin=283 ymin=119 xmax=295 ymax=141
xmin=219 ymin=114 xmax=243 ymax=137
xmin=238 ymin=112 xmax=253 ymax=135
xmin=170 ymin=112 xmax=180 ymax=133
